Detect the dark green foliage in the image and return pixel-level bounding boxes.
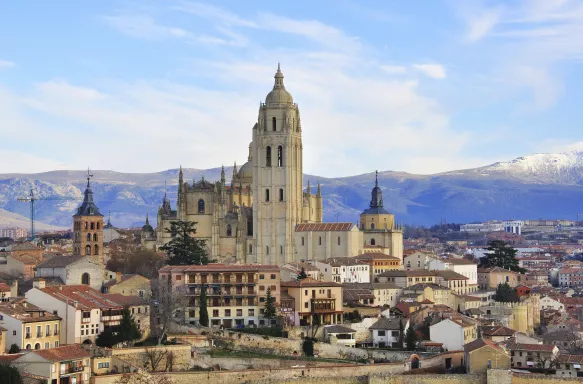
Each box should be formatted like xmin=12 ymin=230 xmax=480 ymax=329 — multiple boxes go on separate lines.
xmin=344 ymin=309 xmax=362 ymax=323
xmin=264 ymin=287 xmax=277 ymax=320
xmin=405 ymin=327 xmax=417 ymax=351
xmin=480 ymin=240 xmax=526 ymax=273
xmin=0 ymin=363 xmax=22 ymax=384
xmin=302 ymin=337 xmax=316 ymax=357
xmin=297 ymin=267 xmax=308 ymax=280
xmin=398 ymin=318 xmax=404 ymax=349
xmin=95 ymin=327 xmax=117 ymax=348
xmin=199 ymin=284 xmax=209 ymax=327
xmin=160 ymin=220 xmax=210 ymax=265
xmin=8 ymin=344 xmax=20 ymax=354
xmin=234 ymin=327 xmax=284 ymax=337
xmin=494 ymin=283 xmax=519 ymax=302
xmin=117 ymin=306 xmax=142 ymax=344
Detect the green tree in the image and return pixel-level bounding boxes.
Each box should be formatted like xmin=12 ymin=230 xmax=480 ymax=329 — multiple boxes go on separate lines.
xmin=480 ymin=240 xmax=525 ymax=273
xmin=398 ymin=318 xmax=405 ymax=349
xmin=494 ymin=283 xmax=519 ymax=302
xmin=7 ymin=344 xmax=20 ymax=354
xmin=96 ymin=327 xmax=118 ymax=348
xmin=297 ymin=267 xmax=308 ymax=280
xmin=117 ymin=306 xmax=142 ymax=345
xmin=160 ymin=220 xmax=210 ymax=265
xmin=264 ymin=287 xmax=277 ymax=321
xmin=0 ymin=362 xmax=22 ymax=384
xmin=199 ymin=284 xmax=209 ymax=327
xmin=405 ymin=327 xmax=417 ymax=351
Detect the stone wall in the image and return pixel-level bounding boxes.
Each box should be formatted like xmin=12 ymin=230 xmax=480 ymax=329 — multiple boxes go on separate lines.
xmin=110 ymin=345 xmax=191 ymax=371
xmin=193 ymin=355 xmax=345 ymax=370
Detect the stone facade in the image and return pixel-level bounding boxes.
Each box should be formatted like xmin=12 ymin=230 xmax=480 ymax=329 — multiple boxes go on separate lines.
xmin=72 ymin=176 xmax=104 ymax=264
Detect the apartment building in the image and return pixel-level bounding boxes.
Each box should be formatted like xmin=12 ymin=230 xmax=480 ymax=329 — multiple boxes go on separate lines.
xmin=159 ymin=264 xmax=280 ymax=328
xmin=353 ymin=252 xmax=401 ymax=281
xmin=0 ymin=298 xmax=61 ymax=351
xmin=314 ymin=257 xmax=370 ymax=283
xmin=281 ymin=278 xmax=343 ymax=326
xmin=376 ymin=270 xmax=436 ymax=288
xmin=15 ymin=344 xmax=92 ymax=384
xmin=0 ymin=228 xmax=28 ymax=240
xmin=558 ymin=268 xmax=583 ymax=288
xmin=26 ymin=284 xmax=147 ymax=344
xmin=434 ymin=270 xmax=471 ymax=295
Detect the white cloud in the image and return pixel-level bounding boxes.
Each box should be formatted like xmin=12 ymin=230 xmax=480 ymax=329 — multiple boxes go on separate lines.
xmin=0 ymin=60 xmax=15 ymax=69
xmin=104 ymin=14 xmax=190 ymax=40
xmin=0 ymin=150 xmax=71 ymax=173
xmin=380 ymin=65 xmax=407 ymax=74
xmin=413 ymin=64 xmax=447 ymax=79
xmin=464 ymin=7 xmax=503 ymax=42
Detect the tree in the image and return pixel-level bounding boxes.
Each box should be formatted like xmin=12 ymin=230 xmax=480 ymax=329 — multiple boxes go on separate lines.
xmin=159 ymin=221 xmax=210 ymax=265
xmin=199 ymin=284 xmax=209 ymax=327
xmin=263 ymin=287 xmax=277 ymax=321
xmin=480 ymin=240 xmax=526 ymax=273
xmin=398 ymin=318 xmax=405 ymax=349
xmin=96 ymin=327 xmax=118 ymax=348
xmin=149 ymin=279 xmax=189 ymax=345
xmin=494 ymin=283 xmax=519 ymax=302
xmin=143 ymin=348 xmax=170 ymax=372
xmin=0 ymin=362 xmax=22 ymax=384
xmin=297 ymin=267 xmax=308 ymax=280
xmin=405 ymin=327 xmax=417 ymax=351
xmin=8 ymin=344 xmax=20 ymax=354
xmin=117 ymin=306 xmax=142 ymax=345
xmin=114 ymin=371 xmax=173 ymax=384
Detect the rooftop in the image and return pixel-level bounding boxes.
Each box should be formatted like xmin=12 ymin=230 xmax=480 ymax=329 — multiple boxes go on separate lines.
xmin=378 ymin=270 xmax=436 ymax=278
xmin=323 ymin=257 xmax=368 ymax=267
xmin=30 ymin=344 xmax=91 ymax=362
xmin=465 ymin=338 xmax=506 ymax=353
xmin=281 ymin=277 xmax=342 ymax=288
xmin=354 ymin=253 xmax=400 ymax=261
xmin=369 ymin=317 xmax=403 ymax=330
xmin=0 ymin=298 xmax=61 ymax=323
xmin=434 ymin=270 xmax=469 ymax=280
xmin=324 ymin=325 xmax=356 ymax=334
xmin=159 ymin=263 xmax=280 ymax=273
xmin=38 ymin=285 xmax=125 ymax=311
xmin=36 ymin=255 xmax=85 ymax=269
xmin=481 ymin=325 xmax=516 ymax=337
xmin=295 ymin=223 xmax=355 ymax=232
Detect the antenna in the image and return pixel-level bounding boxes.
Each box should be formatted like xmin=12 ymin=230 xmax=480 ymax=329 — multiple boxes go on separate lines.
xmin=86 ymin=167 xmax=94 ymax=184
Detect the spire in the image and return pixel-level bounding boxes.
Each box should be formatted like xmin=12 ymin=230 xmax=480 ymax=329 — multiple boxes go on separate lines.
xmin=74 ymin=168 xmax=102 ymax=217
xmin=273 ymin=63 xmax=284 ymax=89
xmin=178 ymin=165 xmax=183 ymax=185
xmin=221 ymin=164 xmax=226 ymax=184
xmin=370 ymin=171 xmax=384 ymax=208
xmin=317 ymin=181 xmax=321 ymax=197
xmin=306 ymin=180 xmax=311 ymax=195
xmin=232 ymin=161 xmax=238 ymax=178
xmin=375 ymin=170 xmax=379 ymax=187
xmin=145 ymin=214 xmax=149 ymax=225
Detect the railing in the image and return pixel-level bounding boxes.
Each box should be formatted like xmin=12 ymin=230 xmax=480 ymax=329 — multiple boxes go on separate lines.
xmin=36 ymin=332 xmax=43 ymax=338
xmin=82 ymin=317 xmax=91 ymax=323
xmin=61 ymin=365 xmax=84 ymax=375
xmin=25 ymin=333 xmax=31 ymax=339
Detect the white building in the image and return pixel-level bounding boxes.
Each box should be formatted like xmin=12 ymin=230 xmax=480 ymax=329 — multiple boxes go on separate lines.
xmin=35 ymin=255 xmax=105 ymax=291
xmin=429 ymin=258 xmax=478 ymax=288
xmin=460 ymin=222 xmax=505 ymax=233
xmin=540 ymin=296 xmax=565 ymax=312
xmin=324 ymin=325 xmax=356 ymax=348
xmin=369 ymin=317 xmax=409 ymax=348
xmin=429 ymin=317 xmax=477 ymax=351
xmin=314 ymin=258 xmax=370 ymax=283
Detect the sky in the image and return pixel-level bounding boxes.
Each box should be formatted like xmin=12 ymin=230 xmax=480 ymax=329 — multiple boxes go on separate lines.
xmin=1 ymin=0 xmax=583 ymax=177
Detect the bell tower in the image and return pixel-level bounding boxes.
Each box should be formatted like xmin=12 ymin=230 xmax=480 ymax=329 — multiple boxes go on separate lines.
xmin=252 ymin=64 xmax=303 ymax=265
xmin=72 ymin=170 xmax=104 ymax=264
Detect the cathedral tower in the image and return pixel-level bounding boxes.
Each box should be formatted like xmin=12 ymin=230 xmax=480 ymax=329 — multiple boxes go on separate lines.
xmin=72 ymin=172 xmax=104 ymax=264
xmin=252 ymin=64 xmax=303 ymax=264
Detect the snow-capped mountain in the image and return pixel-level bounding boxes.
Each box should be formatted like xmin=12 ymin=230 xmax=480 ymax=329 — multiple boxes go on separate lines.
xmin=1 ymin=150 xmax=583 ymax=229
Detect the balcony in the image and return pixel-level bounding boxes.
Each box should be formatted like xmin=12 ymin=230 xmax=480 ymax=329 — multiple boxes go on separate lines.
xmin=60 ymin=365 xmax=85 ymax=375
xmin=25 ymin=333 xmax=31 ymax=339
xmin=310 ymin=298 xmax=337 ymax=313
xmin=82 ymin=317 xmax=91 ymax=323
xmin=36 ymin=332 xmax=43 ymax=338
xmin=101 ymin=315 xmax=122 ymax=322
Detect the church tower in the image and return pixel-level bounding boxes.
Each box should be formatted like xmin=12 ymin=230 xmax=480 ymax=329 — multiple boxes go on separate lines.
xmin=252 ymin=64 xmax=303 ymax=265
xmin=72 ymin=172 xmax=104 ymax=264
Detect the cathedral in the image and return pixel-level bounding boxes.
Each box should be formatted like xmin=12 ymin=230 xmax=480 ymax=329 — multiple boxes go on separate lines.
xmin=153 ymin=65 xmax=403 ymax=266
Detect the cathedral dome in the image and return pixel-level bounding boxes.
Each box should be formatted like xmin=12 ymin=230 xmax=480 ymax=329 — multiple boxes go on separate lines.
xmin=238 ymin=161 xmax=253 ymax=180
xmin=265 ymin=64 xmax=293 ymax=105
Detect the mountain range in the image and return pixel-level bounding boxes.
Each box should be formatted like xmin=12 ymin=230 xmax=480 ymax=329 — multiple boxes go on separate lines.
xmin=2 ymin=150 xmax=583 ymax=231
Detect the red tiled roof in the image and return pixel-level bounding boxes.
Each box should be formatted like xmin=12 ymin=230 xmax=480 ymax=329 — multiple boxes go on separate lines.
xmin=481 ymin=325 xmax=516 ymax=337
xmin=295 ymin=223 xmax=354 ymax=232
xmin=0 ymin=283 xmax=11 ymax=292
xmin=159 ymin=263 xmax=280 ymax=273
xmin=465 ymin=338 xmax=507 ymax=353
xmin=39 ymin=285 xmax=124 ymax=311
xmin=354 ymin=253 xmax=400 ymax=261
xmin=507 ymin=341 xmax=556 ymax=352
xmin=558 ymin=355 xmax=583 ymax=364
xmin=31 ymin=344 xmax=90 ymax=362
xmin=103 ymin=294 xmax=147 ymax=307
xmin=281 ymin=278 xmax=342 ymax=288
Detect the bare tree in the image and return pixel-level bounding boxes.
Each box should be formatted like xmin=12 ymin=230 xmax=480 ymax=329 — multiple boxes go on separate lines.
xmin=115 ymin=371 xmax=174 ymax=384
xmin=149 ymin=278 xmax=189 ymax=345
xmin=534 ymin=353 xmax=560 ymax=375
xmin=144 ymin=347 xmax=169 ymax=372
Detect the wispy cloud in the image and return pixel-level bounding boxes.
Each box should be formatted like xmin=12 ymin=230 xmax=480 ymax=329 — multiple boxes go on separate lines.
xmin=380 ymin=65 xmax=407 ymax=74
xmin=413 ymin=64 xmax=447 ymax=79
xmin=464 ymin=8 xmax=503 ymax=43
xmin=0 ymin=60 xmax=15 ymax=69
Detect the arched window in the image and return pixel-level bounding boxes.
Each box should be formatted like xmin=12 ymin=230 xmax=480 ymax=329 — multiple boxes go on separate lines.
xmin=84 ymin=222 xmax=88 ymax=229
xmin=96 ymin=222 xmax=100 ymax=230
xmin=371 ymin=223 xmax=375 ymax=229
xmin=266 ymin=246 xmax=269 ymax=255
xmin=34 ymin=343 xmax=41 ymax=350
xmin=90 ymin=222 xmax=95 ymax=230
xmin=277 ymin=146 xmax=283 ymax=167
xmin=93 ymin=233 xmax=98 ymax=241
xmin=25 ymin=344 xmax=31 ymax=350
xmin=94 ymin=245 xmax=99 ymax=255
xmin=266 ymin=146 xmax=272 ymax=167
xmin=82 ymin=272 xmax=90 ymax=285
xmin=85 ymin=245 xmax=91 ymax=255
xmin=265 ymin=189 xmax=270 ymax=202
xmin=226 ymin=224 xmax=232 ymax=237
xmin=370 ymin=238 xmax=376 ymax=246
xmin=198 ymin=199 xmax=205 ymax=213
xmin=272 ymin=117 xmax=276 ymax=131
xmin=279 ymin=189 xmax=284 ymax=201
xmin=249 ymin=244 xmax=252 ymax=253
xmin=86 ymin=233 xmax=91 ymax=241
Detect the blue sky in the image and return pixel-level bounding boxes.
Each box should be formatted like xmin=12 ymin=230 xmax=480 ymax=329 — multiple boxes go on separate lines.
xmin=1 ymin=0 xmax=582 ymax=177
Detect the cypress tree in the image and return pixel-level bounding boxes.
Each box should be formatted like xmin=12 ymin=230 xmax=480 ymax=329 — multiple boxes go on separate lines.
xmin=199 ymin=284 xmax=209 ymax=327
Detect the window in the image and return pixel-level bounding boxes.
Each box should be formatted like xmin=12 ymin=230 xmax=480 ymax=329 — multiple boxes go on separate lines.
xmin=46 ymin=325 xmax=51 ymax=336
xmin=212 ymin=310 xmax=219 ymax=317
xmin=12 ymin=331 xmax=16 ymax=336
xmin=55 ymin=341 xmax=59 ymax=347
xmin=198 ymin=199 xmax=205 ymax=213
xmin=304 ymin=302 xmax=308 ymax=308
xmin=82 ymin=273 xmax=90 ymax=285
xmin=277 ymin=146 xmax=283 ymax=167
xmin=279 ymin=188 xmax=284 ymax=201
xmin=94 ymin=245 xmax=99 ymax=255
xmin=225 ymin=309 xmax=231 ymax=316
xmin=272 ymin=117 xmax=277 ymax=131
xmin=34 ymin=343 xmax=41 ymax=350
xmin=338 ymin=237 xmax=340 ymax=246
xmin=84 ymin=222 xmax=88 ymax=229
xmin=378 ymin=330 xmax=386 ymax=336
xmin=25 ymin=344 xmax=31 ymax=350
xmin=371 ymin=223 xmax=375 ymax=229
xmin=237 ymin=309 xmax=243 ymax=316
xmin=302 ymin=237 xmax=304 ymax=246
xmin=259 ymin=274 xmax=265 ymax=280
xmin=271 ymin=274 xmax=276 ymax=279
xmin=249 ymin=244 xmax=253 ymax=253
xmin=266 ymin=246 xmax=269 ymax=255
xmin=226 ymin=224 xmax=232 ymax=237
xmin=85 ymin=245 xmax=91 ymax=255
xmin=370 ymin=238 xmax=376 ymax=246
xmin=96 ymin=222 xmax=100 ymax=230
xmin=36 ymin=325 xmax=42 ymax=337
xmin=93 ymin=233 xmax=98 ymax=241
xmin=86 ymin=233 xmax=91 ymax=241
xmin=265 ymin=189 xmax=270 ymax=202
xmin=249 ymin=309 xmax=255 ymax=316
xmin=266 ymin=146 xmax=272 ymax=167
xmin=319 ymin=237 xmax=322 ymax=246
xmin=280 ymin=246 xmax=283 ymax=255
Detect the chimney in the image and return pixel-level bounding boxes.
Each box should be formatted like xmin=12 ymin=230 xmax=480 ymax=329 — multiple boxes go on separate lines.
xmin=59 ymin=286 xmax=63 ymax=291
xmin=33 ymin=279 xmax=45 ymax=290
xmin=116 ymin=271 xmax=122 ymax=283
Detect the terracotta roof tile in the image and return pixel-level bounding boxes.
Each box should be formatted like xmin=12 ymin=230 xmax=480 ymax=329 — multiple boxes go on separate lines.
xmin=159 ymin=263 xmax=280 ymax=273
xmin=281 ymin=278 xmax=342 ymax=288
xmin=31 ymin=344 xmax=90 ymax=362
xmin=38 ymin=285 xmax=124 ymax=311
xmin=465 ymin=338 xmax=507 ymax=353
xmin=295 ymin=223 xmax=355 ymax=232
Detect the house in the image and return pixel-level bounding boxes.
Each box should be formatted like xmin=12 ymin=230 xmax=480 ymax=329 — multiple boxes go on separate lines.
xmin=0 ymin=298 xmax=61 ymax=351
xmin=353 ymin=253 xmax=401 ymax=281
xmin=541 ymin=330 xmax=581 ymax=352
xmin=26 ymin=284 xmax=148 ymax=344
xmin=35 ymin=255 xmax=105 ymax=291
xmin=369 ymin=317 xmax=409 ymax=348
xmin=159 ymin=263 xmax=281 ymax=328
xmin=480 ymin=325 xmax=516 ymax=342
xmin=281 ymin=278 xmax=343 ymax=326
xmin=6 ymin=253 xmax=41 ymax=280
xmin=15 ymin=344 xmax=92 ymax=384
xmin=453 ymin=294 xmax=482 ymax=312
xmin=280 ymin=262 xmax=322 ymax=281
xmin=104 ymin=294 xmax=150 ymax=340
xmin=433 ymin=270 xmax=471 ymax=295
xmin=478 ymin=267 xmax=519 ymax=290
xmin=540 ymin=295 xmax=565 ymax=311
xmin=314 ymin=257 xmax=370 ymax=283
xmin=557 ymin=354 xmax=583 ymax=377
xmin=507 ymin=340 xmax=559 ymax=369
xmin=515 ymin=285 xmax=532 ymax=297
xmin=429 ymin=317 xmax=477 ymax=351
xmin=324 ymin=325 xmax=356 ymax=348
xmin=464 ymin=338 xmax=511 ymax=373
xmin=403 ymin=283 xmax=453 ymax=307
xmin=376 ymin=270 xmax=436 ymax=288
xmin=403 ymin=251 xmax=438 ymax=270
xmin=102 ymin=273 xmax=150 ymax=297
xmin=343 ymin=282 xmax=402 ymax=307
